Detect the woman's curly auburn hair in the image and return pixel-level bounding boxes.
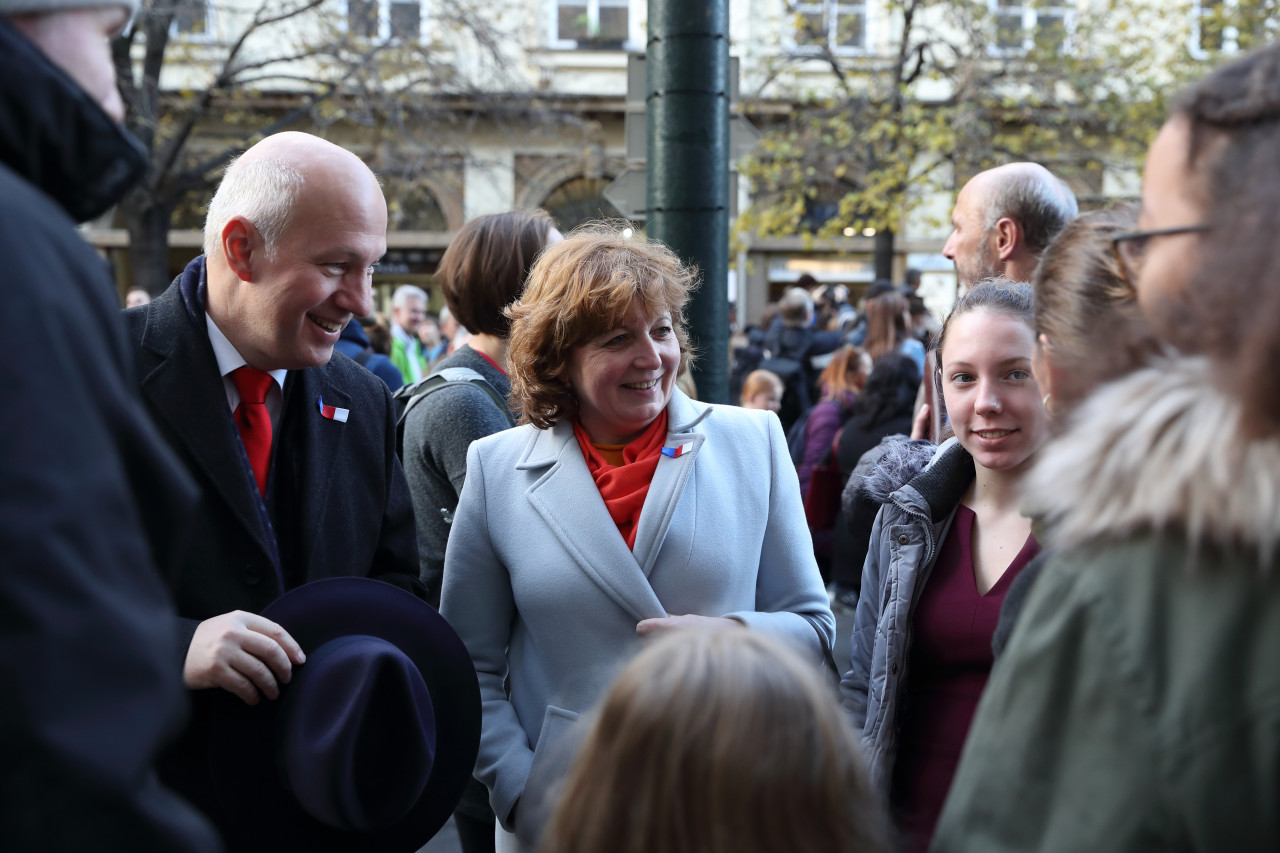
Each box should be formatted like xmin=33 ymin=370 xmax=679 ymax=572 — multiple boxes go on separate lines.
xmin=505 ymin=224 xmax=697 ymax=429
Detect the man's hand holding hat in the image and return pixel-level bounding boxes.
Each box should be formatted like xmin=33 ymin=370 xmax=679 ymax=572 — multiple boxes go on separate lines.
xmin=184 ymin=610 xmax=307 ymax=705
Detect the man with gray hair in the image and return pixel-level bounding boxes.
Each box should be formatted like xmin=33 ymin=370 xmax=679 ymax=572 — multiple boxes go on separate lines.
xmin=942 ymin=162 xmax=1079 ymax=290
xmin=390 ymin=283 xmax=430 ymax=382
xmin=1 ymin=0 xmax=219 ymax=847
xmin=124 ymin=131 xmax=428 ymax=847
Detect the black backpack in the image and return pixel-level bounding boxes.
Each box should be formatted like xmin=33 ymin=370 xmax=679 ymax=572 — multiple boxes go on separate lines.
xmin=786 ymin=399 xmax=852 ymax=466
xmin=392 ymin=366 xmax=515 ymax=456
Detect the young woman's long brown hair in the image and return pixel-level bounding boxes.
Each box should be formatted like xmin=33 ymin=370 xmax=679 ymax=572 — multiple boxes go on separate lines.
xmin=862 ymin=291 xmax=910 ymax=363
xmin=538 ymin=630 xmax=889 ymax=853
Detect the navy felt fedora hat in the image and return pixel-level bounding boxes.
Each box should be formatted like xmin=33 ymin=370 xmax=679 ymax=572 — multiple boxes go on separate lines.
xmin=207 ymin=577 xmax=481 ymax=852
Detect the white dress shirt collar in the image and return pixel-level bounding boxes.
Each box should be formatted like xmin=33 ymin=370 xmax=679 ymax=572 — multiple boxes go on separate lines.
xmin=205 ymin=313 xmax=288 ymax=417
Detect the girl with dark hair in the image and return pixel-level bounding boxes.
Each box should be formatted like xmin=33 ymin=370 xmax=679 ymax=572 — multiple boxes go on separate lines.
xmin=840 ymin=280 xmax=1049 ymax=852
xmin=828 ymin=352 xmax=924 ymax=608
xmin=934 ymin=42 xmax=1280 ymax=853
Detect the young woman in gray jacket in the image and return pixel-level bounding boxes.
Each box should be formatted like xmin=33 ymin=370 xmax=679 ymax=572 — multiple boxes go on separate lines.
xmin=840 ymin=280 xmax=1050 ymax=852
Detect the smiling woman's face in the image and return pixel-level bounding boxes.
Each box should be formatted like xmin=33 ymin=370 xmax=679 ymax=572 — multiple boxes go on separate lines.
xmin=940 ymin=309 xmax=1048 ymax=475
xmin=566 ymin=301 xmax=681 ymax=445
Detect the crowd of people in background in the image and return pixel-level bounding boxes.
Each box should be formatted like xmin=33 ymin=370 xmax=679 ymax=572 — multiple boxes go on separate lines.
xmin=7 ymin=0 xmax=1280 ymax=849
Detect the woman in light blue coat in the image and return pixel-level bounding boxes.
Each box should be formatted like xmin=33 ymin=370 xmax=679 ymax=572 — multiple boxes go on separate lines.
xmin=439 ymin=226 xmax=836 ymax=850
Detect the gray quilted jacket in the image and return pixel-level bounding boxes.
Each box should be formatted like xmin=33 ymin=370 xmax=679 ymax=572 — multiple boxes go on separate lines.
xmin=838 ymin=436 xmax=974 ymax=794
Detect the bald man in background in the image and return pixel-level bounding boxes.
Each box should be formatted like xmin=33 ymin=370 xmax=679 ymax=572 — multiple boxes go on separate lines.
xmin=942 ymin=162 xmax=1079 ymax=289
xmin=125 ymin=132 xmax=426 ymax=848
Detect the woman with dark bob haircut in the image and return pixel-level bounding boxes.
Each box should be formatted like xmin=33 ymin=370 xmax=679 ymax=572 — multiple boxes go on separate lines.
xmin=439 ymin=224 xmax=836 ymax=852
xmin=934 ymin=42 xmax=1280 ymax=852
xmin=404 ymin=208 xmax=558 ymax=606
xmin=401 ymin=209 xmax=558 ymax=853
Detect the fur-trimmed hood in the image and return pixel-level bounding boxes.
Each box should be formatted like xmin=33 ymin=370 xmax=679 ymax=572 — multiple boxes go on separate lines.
xmin=846 ymin=436 xmax=972 ymax=529
xmin=859 ymin=437 xmax=940 ymax=504
xmin=1024 ymin=356 xmax=1280 ymax=563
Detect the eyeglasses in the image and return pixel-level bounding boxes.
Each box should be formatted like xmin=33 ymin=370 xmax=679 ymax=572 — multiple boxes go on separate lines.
xmin=1111 ymin=224 xmax=1210 ymax=287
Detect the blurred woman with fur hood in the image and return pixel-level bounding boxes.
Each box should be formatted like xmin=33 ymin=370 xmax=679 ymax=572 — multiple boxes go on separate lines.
xmin=933 ymin=42 xmax=1280 ymax=853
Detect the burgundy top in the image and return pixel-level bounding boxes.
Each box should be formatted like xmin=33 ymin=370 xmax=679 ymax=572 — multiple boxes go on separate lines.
xmin=890 ymin=505 xmax=1039 ymax=853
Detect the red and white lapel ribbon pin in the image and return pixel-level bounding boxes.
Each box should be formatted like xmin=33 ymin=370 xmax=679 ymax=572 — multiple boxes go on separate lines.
xmin=317 ymin=396 xmax=349 ymax=423
xmin=660 ymin=444 xmax=686 ymax=458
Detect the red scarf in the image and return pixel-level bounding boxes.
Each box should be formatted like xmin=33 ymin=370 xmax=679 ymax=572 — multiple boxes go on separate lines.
xmin=573 ymin=411 xmax=669 ymax=550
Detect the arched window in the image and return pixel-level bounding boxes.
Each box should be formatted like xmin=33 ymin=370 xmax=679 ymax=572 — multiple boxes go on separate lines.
xmin=387 ymin=182 xmax=448 ymax=231
xmin=540 ymin=176 xmax=620 ymax=232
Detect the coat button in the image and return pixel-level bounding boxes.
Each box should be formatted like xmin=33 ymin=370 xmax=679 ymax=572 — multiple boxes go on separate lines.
xmin=244 ymin=567 xmax=263 ymax=586
xmin=891 ymin=663 xmax=899 ymax=674
xmin=897 ymin=534 xmax=909 ymax=545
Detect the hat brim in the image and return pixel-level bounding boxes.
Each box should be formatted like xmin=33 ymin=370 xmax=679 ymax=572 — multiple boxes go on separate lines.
xmin=208 ymin=577 xmax=481 ymax=852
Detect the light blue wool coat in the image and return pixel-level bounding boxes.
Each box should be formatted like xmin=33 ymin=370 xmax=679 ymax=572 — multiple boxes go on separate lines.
xmin=439 ymin=389 xmax=836 ymax=833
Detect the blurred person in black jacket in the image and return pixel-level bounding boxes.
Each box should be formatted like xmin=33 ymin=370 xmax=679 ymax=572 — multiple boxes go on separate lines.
xmin=0 ymin=0 xmax=220 ymax=848
xmin=829 ymin=353 xmax=922 ymax=609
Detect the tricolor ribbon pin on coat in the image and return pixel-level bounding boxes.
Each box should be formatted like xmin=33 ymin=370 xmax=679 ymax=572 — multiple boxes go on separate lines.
xmin=660 ymin=444 xmax=685 ymax=458
xmin=317 ymin=396 xmax=349 ymax=423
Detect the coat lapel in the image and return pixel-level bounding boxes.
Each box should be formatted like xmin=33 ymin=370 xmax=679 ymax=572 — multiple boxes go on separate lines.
xmin=282 ymin=369 xmax=347 ymax=579
xmin=137 ymin=289 xmax=274 ymax=562
xmin=518 ymin=421 xmax=667 ymax=623
xmin=631 ymin=390 xmax=712 ymax=576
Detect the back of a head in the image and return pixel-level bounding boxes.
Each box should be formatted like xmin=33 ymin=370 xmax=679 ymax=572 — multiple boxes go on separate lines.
xmin=819 ymin=346 xmax=869 ymax=400
xmin=539 ymin=629 xmax=888 ymax=853
xmin=984 ymin=163 xmax=1079 ymax=256
xmin=851 ymin=351 xmax=920 ymax=429
xmin=1159 ymin=41 xmax=1280 ymax=437
xmin=1032 ymin=205 xmax=1157 ymax=414
xmin=863 ymin=291 xmax=909 ymax=362
xmin=779 ymin=287 xmax=815 ymax=326
xmin=438 ymin=209 xmax=554 ymax=339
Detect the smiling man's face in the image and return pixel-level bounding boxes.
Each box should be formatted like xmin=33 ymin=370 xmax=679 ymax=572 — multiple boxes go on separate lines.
xmin=230 ymin=167 xmax=386 ymax=371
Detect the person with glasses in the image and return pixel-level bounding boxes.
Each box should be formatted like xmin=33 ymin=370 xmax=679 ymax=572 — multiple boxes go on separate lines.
xmin=933 ymin=41 xmax=1280 ymax=853
xmin=989 ymin=205 xmax=1164 ymax=657
xmin=941 ymin=163 xmax=1079 ymax=291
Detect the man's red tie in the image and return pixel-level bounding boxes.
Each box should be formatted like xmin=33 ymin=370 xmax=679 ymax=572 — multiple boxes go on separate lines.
xmin=231 ymin=367 xmax=273 ymax=497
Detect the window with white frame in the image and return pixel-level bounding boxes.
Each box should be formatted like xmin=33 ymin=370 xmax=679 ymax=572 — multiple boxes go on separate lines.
xmin=171 ymin=0 xmax=211 ymax=38
xmin=990 ymin=0 xmax=1071 ymax=54
xmin=553 ymin=0 xmax=630 ymax=47
xmin=1190 ymin=0 xmax=1279 ymax=58
xmin=1192 ymin=0 xmax=1236 ymax=55
xmin=347 ymin=0 xmax=423 ymax=42
xmin=793 ymin=0 xmax=868 ymax=53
